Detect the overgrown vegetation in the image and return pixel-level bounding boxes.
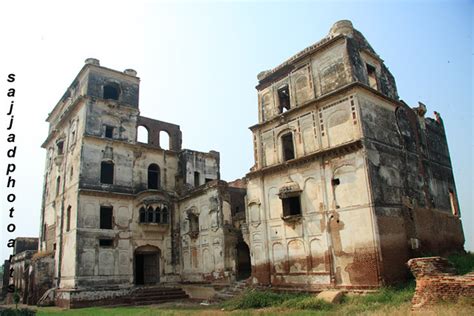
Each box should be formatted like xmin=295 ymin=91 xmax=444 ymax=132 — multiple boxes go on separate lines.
xmin=32 ymin=253 xmax=474 ymax=315
xmin=221 ymin=289 xmax=332 ymax=311
xmin=0 ymin=308 xmax=36 ymax=316
xmin=448 ymin=251 xmax=474 ymax=275
xmin=338 ymin=282 xmax=415 ymax=314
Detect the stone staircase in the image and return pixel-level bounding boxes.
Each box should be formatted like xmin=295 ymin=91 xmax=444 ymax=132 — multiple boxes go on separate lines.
xmin=213 ymin=280 xmax=249 ymax=301
xmin=131 ymin=286 xmax=189 ymax=306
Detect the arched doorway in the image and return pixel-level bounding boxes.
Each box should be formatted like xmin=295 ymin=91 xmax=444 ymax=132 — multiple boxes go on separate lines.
xmin=236 ymin=241 xmax=251 ymax=280
xmin=135 ymin=245 xmax=160 ymax=285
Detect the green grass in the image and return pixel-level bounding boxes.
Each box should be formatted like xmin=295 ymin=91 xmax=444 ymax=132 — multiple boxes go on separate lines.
xmin=337 ymin=282 xmax=415 ymax=315
xmin=37 ymin=305 xmax=215 ymax=316
xmin=220 ymin=283 xmax=414 ymax=314
xmin=32 ymin=251 xmax=474 ymax=316
xmin=448 ymin=251 xmax=474 ymax=275
xmin=221 ymin=289 xmax=332 ymax=311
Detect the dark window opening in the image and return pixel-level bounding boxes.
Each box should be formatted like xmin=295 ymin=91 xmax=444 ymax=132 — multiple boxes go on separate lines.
xmin=332 ymin=178 xmax=340 ymax=186
xmin=147 ymin=206 xmax=154 ymax=223
xmin=99 ymin=239 xmax=113 ymax=247
xmin=148 ymin=164 xmax=160 ymax=189
xmin=100 ymin=161 xmax=114 ymax=184
xmin=105 ymin=125 xmax=114 ymax=139
xmin=281 ymin=133 xmax=295 ymax=161
xmin=56 ymin=176 xmax=61 ymax=196
xmin=205 ymin=178 xmax=213 ymax=183
xmin=282 ymin=196 xmax=302 ymax=217
xmin=189 ymin=213 xmax=199 ymax=236
xmin=57 ymin=140 xmax=64 ymax=155
xmin=236 ymin=242 xmax=251 ymax=280
xmin=162 ymin=207 xmax=169 ymax=224
xmin=66 ymin=206 xmax=71 ymax=232
xmin=194 ymin=171 xmax=200 ymax=187
xmin=277 ymin=85 xmax=290 ymax=113
xmin=103 ymin=84 xmax=120 ymax=100
xmin=366 ymin=64 xmax=377 ymax=90
xmin=43 ymin=224 xmax=47 ymax=241
xmin=139 ymin=207 xmax=146 ymax=223
xmin=100 ymin=206 xmax=113 ymax=229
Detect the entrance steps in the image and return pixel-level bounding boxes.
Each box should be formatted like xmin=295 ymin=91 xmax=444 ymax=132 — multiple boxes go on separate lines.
xmin=131 ymin=286 xmax=189 ymax=306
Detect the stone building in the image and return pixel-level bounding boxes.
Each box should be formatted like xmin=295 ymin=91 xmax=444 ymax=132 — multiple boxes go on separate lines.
xmin=245 ymin=20 xmax=464 ymax=290
xmin=31 ymin=19 xmax=464 ymax=307
xmin=2 ymin=237 xmax=38 ymax=302
xmin=38 ymin=58 xmax=247 ymax=306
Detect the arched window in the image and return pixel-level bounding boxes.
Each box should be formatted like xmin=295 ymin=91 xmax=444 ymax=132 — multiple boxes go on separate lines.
xmin=137 ymin=126 xmax=149 ymax=143
xmin=139 ymin=207 xmax=146 ymax=223
xmin=154 ymin=206 xmax=161 ymax=223
xmin=148 ymin=164 xmax=160 ymax=189
xmin=281 ymin=132 xmax=295 ymax=161
xmin=160 ymin=130 xmax=170 ymax=150
xmin=100 ymin=161 xmax=114 ymax=184
xmin=162 ymin=207 xmax=169 ymax=224
xmin=277 ymin=85 xmax=290 ymax=113
xmin=103 ymin=83 xmax=120 ymax=100
xmin=147 ymin=206 xmax=154 ymax=223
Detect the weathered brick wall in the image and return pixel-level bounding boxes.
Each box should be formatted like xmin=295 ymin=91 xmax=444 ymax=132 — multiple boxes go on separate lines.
xmin=408 ymin=257 xmax=474 ymax=310
xmin=27 ymin=253 xmax=54 ymax=305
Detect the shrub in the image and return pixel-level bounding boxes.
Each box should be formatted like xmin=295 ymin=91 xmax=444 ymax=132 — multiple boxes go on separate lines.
xmin=221 ymin=289 xmax=334 ymax=311
xmin=448 ymin=252 xmax=474 ymax=275
xmin=0 ymin=308 xmax=36 ymax=315
xmin=222 ymin=289 xmax=287 ymax=309
xmin=280 ymin=296 xmax=333 ymax=310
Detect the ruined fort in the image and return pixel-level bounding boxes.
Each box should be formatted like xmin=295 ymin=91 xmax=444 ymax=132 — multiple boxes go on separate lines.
xmin=3 ymin=20 xmax=465 ymax=308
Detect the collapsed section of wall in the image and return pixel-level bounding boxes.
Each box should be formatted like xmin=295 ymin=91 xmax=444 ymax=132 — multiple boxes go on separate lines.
xmin=408 ymin=256 xmax=474 ymax=310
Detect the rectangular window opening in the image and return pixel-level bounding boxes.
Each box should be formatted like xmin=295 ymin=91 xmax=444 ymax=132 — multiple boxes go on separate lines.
xmin=189 ymin=213 xmax=199 ymax=234
xmin=281 ymin=133 xmax=295 ymax=161
xmin=105 ymin=126 xmax=114 ymax=139
xmin=194 ymin=171 xmax=200 ymax=187
xmin=99 ymin=239 xmax=113 ymax=247
xmin=100 ymin=206 xmax=113 ymax=229
xmin=366 ymin=64 xmax=377 ymax=90
xmin=277 ymin=85 xmax=290 ymax=113
xmin=100 ymin=161 xmax=114 ymax=184
xmin=66 ymin=207 xmax=71 ymax=232
xmin=57 ymin=141 xmax=64 ymax=155
xmin=205 ymin=178 xmax=213 ymax=183
xmin=282 ymin=196 xmax=302 ymax=217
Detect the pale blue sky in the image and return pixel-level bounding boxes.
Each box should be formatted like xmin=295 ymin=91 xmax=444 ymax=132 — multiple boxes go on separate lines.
xmin=0 ymin=0 xmax=472 ymax=261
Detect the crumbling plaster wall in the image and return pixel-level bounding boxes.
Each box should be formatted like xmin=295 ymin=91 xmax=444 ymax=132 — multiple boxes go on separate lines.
xmin=256 ymin=22 xmax=398 ymax=127
xmin=76 ymin=188 xmax=180 ymax=288
xmin=178 ymin=184 xmax=237 ymax=283
xmin=178 ymin=150 xmax=220 ymax=191
xmin=246 ymin=148 xmax=379 ymax=289
xmin=40 ymin=101 xmax=86 ymax=289
xmin=358 ymin=91 xmax=464 ymax=283
xmin=137 ymin=116 xmax=182 ymax=151
xmin=85 ymin=67 xmax=140 ymax=108
xmin=256 ymin=92 xmax=361 ymax=169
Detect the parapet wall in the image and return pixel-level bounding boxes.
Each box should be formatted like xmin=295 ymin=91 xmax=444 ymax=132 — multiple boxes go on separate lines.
xmin=408 ymin=256 xmax=474 ymax=310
